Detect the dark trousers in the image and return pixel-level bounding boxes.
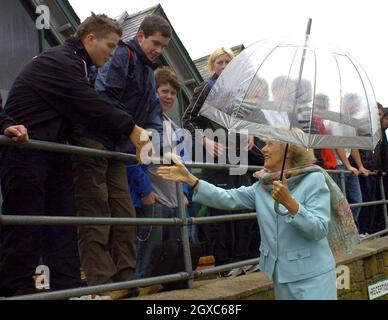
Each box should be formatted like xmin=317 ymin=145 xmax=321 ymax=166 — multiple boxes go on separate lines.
xmin=0 ymin=147 xmax=81 ymax=296
xmin=358 ymin=175 xmax=378 ymax=234
xmin=70 ymin=137 xmax=137 ymax=286
xmin=134 ymin=203 xmax=180 ymax=279
xmin=201 ymin=169 xmax=259 ymax=266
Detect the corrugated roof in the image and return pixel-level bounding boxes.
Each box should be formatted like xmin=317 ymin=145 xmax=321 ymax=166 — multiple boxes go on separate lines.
xmin=194 ymin=44 xmax=245 ymax=79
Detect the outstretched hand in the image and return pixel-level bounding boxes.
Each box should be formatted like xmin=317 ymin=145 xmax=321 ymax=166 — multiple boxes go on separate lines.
xmin=157 ymin=153 xmax=190 ymax=183
xmin=157 ymin=153 xmax=198 ymax=187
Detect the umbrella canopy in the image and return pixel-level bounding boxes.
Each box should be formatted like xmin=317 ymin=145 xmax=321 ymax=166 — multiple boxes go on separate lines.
xmin=199 ymin=36 xmax=381 ymax=150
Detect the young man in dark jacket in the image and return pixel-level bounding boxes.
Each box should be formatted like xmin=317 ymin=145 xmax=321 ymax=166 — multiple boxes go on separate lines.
xmin=0 ymin=14 xmax=151 ymax=297
xmin=0 ymin=92 xmax=29 ymax=143
xmin=70 ymin=14 xmax=171 ymax=295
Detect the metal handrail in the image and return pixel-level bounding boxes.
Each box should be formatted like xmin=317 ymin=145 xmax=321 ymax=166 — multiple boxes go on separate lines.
xmin=5 ymin=258 xmax=262 ymax=300
xmin=0 ymin=135 xmax=387 ymax=300
xmin=360 ymin=229 xmax=388 ymax=242
xmin=0 ymin=215 xmax=182 ymax=226
xmin=0 ymin=136 xmax=262 ymax=172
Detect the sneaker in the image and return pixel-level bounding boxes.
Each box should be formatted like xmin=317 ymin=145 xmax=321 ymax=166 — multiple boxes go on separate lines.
xmin=241 ymin=265 xmax=253 ymax=274
xmin=102 ymin=288 xmax=140 ymax=300
xmin=221 ymin=268 xmax=244 ymax=279
xmin=243 ymin=264 xmax=261 ymax=275
xmin=218 ymin=270 xmax=230 ymax=278
xmin=69 ymin=294 xmax=112 ymax=300
xmin=360 ymin=233 xmax=370 ymax=238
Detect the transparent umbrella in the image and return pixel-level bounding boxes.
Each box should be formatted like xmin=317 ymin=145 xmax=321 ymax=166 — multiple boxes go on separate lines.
xmin=199 ymin=19 xmax=381 ymax=215
xmin=199 ymin=22 xmax=380 ymax=151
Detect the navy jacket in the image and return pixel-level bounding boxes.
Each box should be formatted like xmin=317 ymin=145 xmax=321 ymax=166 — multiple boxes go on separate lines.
xmin=89 ymin=38 xmax=164 ymax=153
xmin=127 ymin=114 xmax=191 ymax=208
xmin=3 ymin=38 xmax=135 ymax=143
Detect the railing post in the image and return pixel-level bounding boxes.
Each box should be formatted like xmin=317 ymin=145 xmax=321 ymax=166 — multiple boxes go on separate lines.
xmin=176 ymin=182 xmax=194 ymax=289
xmin=378 ymin=175 xmax=388 ymax=229
xmin=340 ymin=171 xmax=346 ymax=194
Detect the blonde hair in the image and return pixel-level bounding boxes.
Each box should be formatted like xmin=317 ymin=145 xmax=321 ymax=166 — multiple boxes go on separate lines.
xmin=287 ymin=143 xmax=316 ymax=167
xmin=272 ymin=127 xmax=316 ymax=167
xmin=206 ymin=47 xmax=235 ymax=73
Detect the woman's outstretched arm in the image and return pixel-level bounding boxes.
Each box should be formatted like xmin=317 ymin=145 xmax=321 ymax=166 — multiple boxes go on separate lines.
xmin=157 ymin=153 xmax=256 ymax=211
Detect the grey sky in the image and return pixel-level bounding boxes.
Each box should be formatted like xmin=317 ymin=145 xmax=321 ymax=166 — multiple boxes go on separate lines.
xmin=69 ymin=0 xmax=388 ymax=107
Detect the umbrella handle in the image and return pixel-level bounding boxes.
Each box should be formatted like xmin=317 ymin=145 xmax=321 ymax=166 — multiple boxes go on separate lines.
xmin=274 ymin=201 xmax=290 ymax=216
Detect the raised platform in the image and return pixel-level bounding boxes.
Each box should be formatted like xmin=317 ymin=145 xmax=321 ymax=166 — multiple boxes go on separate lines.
xmin=131 ymin=236 xmax=388 ymax=300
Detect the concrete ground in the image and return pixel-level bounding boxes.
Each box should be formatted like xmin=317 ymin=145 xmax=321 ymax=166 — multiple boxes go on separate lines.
xmin=131 ymin=271 xmax=274 ymax=300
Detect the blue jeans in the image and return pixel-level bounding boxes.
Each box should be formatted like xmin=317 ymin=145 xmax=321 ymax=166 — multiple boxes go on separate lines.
xmin=134 ymin=202 xmax=180 ymax=279
xmin=330 ymin=165 xmax=362 ymax=224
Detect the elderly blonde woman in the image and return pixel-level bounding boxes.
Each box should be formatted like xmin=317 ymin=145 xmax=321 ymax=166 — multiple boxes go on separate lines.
xmin=157 ymin=139 xmax=359 ymax=300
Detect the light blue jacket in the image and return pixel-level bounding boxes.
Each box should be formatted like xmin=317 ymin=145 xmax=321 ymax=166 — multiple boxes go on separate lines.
xmin=193 ymin=171 xmax=336 ymax=283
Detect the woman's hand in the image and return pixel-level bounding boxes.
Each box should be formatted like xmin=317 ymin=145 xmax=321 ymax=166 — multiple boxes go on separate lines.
xmin=272 ymin=176 xmax=299 ymax=215
xmin=157 ymin=153 xmax=198 ymax=187
xmin=203 ymin=136 xmax=226 ymax=158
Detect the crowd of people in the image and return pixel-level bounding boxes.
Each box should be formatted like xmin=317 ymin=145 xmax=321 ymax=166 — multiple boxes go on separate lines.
xmin=0 ymin=12 xmax=387 ymax=300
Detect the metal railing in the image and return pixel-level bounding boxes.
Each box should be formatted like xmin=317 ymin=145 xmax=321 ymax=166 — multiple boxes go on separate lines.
xmin=0 ymin=135 xmax=387 ymax=300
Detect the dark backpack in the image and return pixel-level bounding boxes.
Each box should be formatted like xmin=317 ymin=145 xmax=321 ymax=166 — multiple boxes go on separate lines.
xmin=148 ymin=239 xmax=203 ymax=290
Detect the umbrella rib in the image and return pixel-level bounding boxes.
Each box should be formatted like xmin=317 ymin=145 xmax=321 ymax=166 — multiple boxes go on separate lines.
xmin=235 ymin=41 xmax=286 ymax=119
xmin=282 ymin=46 xmax=300 ymax=116
xmin=333 ymin=54 xmax=344 ymax=125
xmin=353 ymin=57 xmax=379 ymax=147
xmin=352 ymin=57 xmax=377 ymax=103
xmin=308 ymin=49 xmax=318 ymax=149
xmin=345 ymin=55 xmax=374 ymax=141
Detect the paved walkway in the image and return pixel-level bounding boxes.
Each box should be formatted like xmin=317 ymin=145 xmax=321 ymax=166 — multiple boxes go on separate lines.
xmin=131 ymin=271 xmax=273 ymax=300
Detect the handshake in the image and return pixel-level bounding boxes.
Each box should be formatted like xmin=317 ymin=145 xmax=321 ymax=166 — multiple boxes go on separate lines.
xmin=129 ymin=125 xmax=155 ymax=164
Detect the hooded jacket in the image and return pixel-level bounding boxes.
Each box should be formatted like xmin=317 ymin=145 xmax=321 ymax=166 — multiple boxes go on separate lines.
xmin=0 ymin=92 xmax=15 ymax=132
xmin=3 ymin=38 xmax=135 ymax=144
xmin=90 ymin=38 xmax=164 ymax=153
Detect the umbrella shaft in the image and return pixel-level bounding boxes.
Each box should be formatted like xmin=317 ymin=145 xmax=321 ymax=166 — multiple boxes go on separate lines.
xmin=280 ymin=143 xmax=290 ymax=180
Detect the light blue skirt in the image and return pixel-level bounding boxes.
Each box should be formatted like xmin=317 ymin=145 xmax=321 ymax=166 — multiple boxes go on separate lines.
xmin=273 ymin=269 xmax=338 ymax=300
